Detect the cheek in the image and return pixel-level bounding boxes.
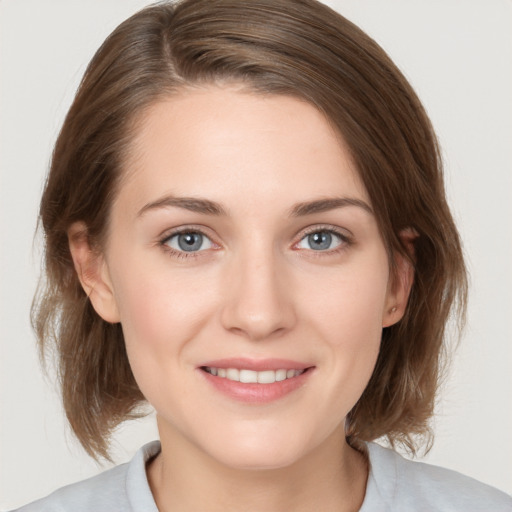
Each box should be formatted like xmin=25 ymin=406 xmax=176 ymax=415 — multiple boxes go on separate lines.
xmin=113 ymin=255 xmax=211 ymax=332
xmin=304 ymin=256 xmax=389 ymax=343
xmin=116 ymin=277 xmax=177 ymax=351
xmin=299 ymin=254 xmax=389 ymax=394
xmin=109 ymin=261 xmax=218 ymax=388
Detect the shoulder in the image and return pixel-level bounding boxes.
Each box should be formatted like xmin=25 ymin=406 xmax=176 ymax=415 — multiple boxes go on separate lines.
xmin=11 ymin=441 xmax=161 ymax=512
xmin=362 ymin=442 xmax=512 ymax=512
xmin=12 ymin=463 xmax=129 ymax=512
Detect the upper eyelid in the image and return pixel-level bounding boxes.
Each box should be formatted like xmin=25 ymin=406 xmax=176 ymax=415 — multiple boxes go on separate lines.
xmin=296 ymin=224 xmax=352 ymax=240
xmin=159 ymin=223 xmax=350 ymax=235
xmin=159 ymin=225 xmax=214 ymax=241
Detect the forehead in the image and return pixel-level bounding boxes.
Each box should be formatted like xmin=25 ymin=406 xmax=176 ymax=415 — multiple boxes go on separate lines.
xmin=117 ymin=86 xmax=369 ymax=216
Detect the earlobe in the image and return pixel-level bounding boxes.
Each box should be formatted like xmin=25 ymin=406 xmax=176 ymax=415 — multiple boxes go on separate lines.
xmin=68 ymin=222 xmax=120 ymax=323
xmin=382 ymin=228 xmax=417 ymax=328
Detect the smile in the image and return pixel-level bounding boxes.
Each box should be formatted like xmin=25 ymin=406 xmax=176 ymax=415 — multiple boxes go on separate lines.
xmin=202 ymin=367 xmax=305 ymax=384
xmin=199 ymin=361 xmax=313 ymax=403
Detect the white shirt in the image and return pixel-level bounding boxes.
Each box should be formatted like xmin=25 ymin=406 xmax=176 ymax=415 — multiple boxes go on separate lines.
xmin=12 ymin=441 xmax=512 ymax=511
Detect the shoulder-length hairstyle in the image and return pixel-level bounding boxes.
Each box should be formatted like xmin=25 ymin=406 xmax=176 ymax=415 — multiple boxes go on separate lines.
xmin=33 ymin=0 xmax=467 ymax=460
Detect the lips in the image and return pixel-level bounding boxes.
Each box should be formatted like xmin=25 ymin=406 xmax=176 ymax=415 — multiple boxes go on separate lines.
xmin=200 ymin=357 xmax=311 ymax=371
xmin=198 ymin=358 xmax=314 ymax=403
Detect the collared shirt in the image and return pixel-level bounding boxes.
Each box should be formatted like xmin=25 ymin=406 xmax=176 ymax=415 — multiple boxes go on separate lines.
xmin=12 ymin=441 xmax=512 ymax=511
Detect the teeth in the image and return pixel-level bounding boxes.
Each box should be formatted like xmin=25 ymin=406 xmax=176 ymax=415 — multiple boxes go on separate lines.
xmin=204 ymin=367 xmax=305 ymax=383
xmin=257 ymin=370 xmax=275 ymax=384
xmin=275 ymin=369 xmax=287 ymax=382
xmin=240 ymin=369 xmax=258 ymax=383
xmin=226 ymin=368 xmax=239 ymax=381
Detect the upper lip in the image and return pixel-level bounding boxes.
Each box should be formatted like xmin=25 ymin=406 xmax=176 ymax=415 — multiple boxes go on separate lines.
xmin=199 ymin=358 xmax=313 ymax=371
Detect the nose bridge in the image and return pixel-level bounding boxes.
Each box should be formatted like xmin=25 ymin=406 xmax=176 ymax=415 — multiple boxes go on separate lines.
xmin=221 ymin=239 xmax=295 ymax=340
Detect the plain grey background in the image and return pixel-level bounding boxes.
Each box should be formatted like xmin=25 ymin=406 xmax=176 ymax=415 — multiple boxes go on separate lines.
xmin=1 ymin=0 xmax=511 ymax=509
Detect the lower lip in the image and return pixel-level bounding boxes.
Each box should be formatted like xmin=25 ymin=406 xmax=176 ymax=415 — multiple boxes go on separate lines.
xmin=199 ymin=368 xmax=313 ymax=403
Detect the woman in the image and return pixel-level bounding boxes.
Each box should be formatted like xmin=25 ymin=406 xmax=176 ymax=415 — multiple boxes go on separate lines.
xmin=11 ymin=0 xmax=511 ymax=510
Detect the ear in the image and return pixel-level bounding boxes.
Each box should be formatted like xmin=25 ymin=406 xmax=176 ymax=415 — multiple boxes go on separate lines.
xmin=68 ymin=222 xmax=120 ymax=323
xmin=382 ymin=228 xmax=417 ymax=328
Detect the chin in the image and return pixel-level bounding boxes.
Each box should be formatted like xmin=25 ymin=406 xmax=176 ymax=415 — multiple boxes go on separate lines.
xmin=201 ymin=427 xmax=314 ymax=471
xmin=214 ymin=446 xmax=304 ymax=471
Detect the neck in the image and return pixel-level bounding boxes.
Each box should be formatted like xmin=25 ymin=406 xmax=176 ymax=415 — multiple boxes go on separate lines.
xmin=147 ymin=421 xmax=368 ymax=512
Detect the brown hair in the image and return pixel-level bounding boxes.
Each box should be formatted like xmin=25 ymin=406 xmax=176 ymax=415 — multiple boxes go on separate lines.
xmin=33 ymin=0 xmax=467 ymax=460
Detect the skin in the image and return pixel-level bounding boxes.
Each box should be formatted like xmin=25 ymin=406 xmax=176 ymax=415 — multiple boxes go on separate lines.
xmin=69 ymin=85 xmax=413 ymax=512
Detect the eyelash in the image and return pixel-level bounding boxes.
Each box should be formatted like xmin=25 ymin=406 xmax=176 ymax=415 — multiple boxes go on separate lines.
xmin=296 ymin=225 xmax=352 ymax=257
xmin=158 ymin=225 xmax=353 ymax=260
xmin=159 ymin=226 xmax=214 ymax=260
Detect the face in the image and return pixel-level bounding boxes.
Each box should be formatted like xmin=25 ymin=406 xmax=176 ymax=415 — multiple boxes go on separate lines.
xmin=76 ymin=86 xmax=409 ymax=470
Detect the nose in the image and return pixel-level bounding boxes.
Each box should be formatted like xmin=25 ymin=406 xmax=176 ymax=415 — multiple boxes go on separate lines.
xmin=220 ymin=248 xmax=297 ymax=341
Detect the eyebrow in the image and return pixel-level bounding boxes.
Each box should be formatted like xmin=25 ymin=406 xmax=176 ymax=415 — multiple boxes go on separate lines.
xmin=137 ymin=196 xmax=227 ymax=217
xmin=137 ymin=195 xmax=373 ymax=218
xmin=288 ymin=197 xmax=373 ymax=217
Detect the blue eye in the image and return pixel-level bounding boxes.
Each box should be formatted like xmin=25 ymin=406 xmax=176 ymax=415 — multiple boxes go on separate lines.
xmin=297 ymin=230 xmax=343 ymax=251
xmin=166 ymin=232 xmax=213 ymax=252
